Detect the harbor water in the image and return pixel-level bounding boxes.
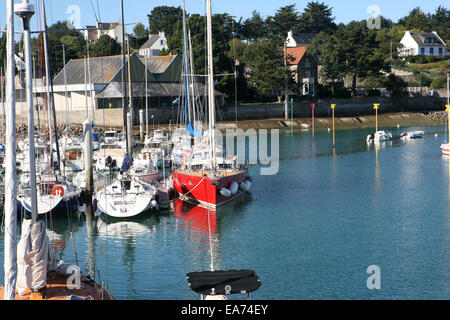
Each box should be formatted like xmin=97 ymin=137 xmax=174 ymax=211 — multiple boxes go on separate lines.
xmin=1 ymin=124 xmax=450 ymax=299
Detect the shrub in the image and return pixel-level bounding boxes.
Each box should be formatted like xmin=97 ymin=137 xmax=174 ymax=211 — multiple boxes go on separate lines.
xmin=386 ymin=74 xmax=407 ymax=99
xmin=430 ymin=76 xmax=446 ymax=89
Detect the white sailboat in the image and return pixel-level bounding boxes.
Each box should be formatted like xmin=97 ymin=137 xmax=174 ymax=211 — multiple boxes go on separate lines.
xmin=96 ymin=170 xmax=159 ymax=218
xmin=96 ymin=18 xmax=159 ymax=219
xmin=1 ymin=0 xmax=112 ymax=300
xmin=16 ymin=0 xmax=81 ymax=216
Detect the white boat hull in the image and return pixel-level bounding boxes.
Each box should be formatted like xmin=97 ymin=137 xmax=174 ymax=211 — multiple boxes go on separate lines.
xmin=96 ymin=179 xmax=158 ymax=218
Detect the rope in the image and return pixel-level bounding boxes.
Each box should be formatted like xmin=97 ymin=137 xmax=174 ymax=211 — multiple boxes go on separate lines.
xmin=169 ymin=175 xmax=207 ymax=203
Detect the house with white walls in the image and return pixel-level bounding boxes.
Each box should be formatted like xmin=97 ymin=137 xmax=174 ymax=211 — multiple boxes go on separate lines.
xmin=399 ymin=31 xmax=448 ymax=56
xmin=84 ymin=21 xmax=126 ymax=44
xmin=139 ymin=32 xmax=168 ymax=57
xmin=285 ymin=31 xmax=317 ymax=48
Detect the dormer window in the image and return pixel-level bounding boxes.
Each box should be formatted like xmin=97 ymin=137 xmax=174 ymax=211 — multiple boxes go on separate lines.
xmin=424 ymin=37 xmax=436 ymax=44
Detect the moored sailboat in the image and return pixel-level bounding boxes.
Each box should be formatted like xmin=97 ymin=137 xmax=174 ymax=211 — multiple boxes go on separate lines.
xmin=172 ymin=0 xmax=251 ymax=209
xmin=1 ymin=0 xmax=112 ymax=300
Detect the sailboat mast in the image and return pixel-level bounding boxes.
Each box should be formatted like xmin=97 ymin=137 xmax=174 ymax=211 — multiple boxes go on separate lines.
xmin=20 ymin=0 xmax=38 ymax=223
xmin=87 ymin=43 xmax=95 ymax=125
xmin=145 ymin=53 xmax=148 ymax=139
xmin=120 ymin=0 xmax=129 ymax=155
xmin=206 ymin=0 xmax=216 ymax=169
xmin=3 ymin=0 xmax=17 ymax=301
xmin=63 ymin=45 xmax=69 ymax=131
xmin=40 ymin=0 xmax=54 ymax=170
xmin=182 ymin=0 xmax=191 ymax=127
xmin=188 ymin=30 xmax=197 ymax=125
xmin=84 ymin=56 xmax=88 ymax=119
xmin=126 ymin=34 xmax=133 ymax=156
xmin=1 ymin=67 xmax=4 ymax=143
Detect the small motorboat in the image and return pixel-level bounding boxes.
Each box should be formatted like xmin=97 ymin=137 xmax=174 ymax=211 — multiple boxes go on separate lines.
xmin=366 ymin=130 xmax=392 ymax=143
xmin=400 ymin=131 xmax=424 ymax=140
xmin=441 ymin=143 xmax=449 ymax=155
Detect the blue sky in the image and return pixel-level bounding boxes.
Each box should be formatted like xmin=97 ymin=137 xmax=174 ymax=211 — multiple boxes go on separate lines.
xmin=0 ymin=0 xmax=447 ymax=31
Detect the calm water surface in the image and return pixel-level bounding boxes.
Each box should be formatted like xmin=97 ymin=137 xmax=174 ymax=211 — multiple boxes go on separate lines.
xmin=2 ymin=125 xmax=450 ymax=299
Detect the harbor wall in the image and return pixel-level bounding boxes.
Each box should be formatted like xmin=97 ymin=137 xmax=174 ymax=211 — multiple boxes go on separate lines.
xmin=10 ymin=96 xmax=446 ymax=128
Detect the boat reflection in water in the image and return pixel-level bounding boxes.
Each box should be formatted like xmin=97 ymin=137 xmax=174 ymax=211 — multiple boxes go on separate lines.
xmin=173 ymin=199 xmax=218 ymax=234
xmin=96 ymin=214 xmax=159 ymax=240
xmin=173 ymin=199 xmax=225 ymax=271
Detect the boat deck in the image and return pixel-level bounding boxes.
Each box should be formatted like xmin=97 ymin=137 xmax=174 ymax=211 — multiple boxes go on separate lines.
xmin=0 ymin=274 xmax=114 ymax=300
xmin=175 ymin=169 xmax=246 ymax=178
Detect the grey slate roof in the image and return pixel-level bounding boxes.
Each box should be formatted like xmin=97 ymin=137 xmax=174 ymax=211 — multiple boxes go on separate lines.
xmin=291 ymin=33 xmax=317 ymax=44
xmin=96 ymin=81 xmax=222 ymax=99
xmin=140 ymin=35 xmax=160 ymax=50
xmin=139 ymin=55 xmax=177 ymax=74
xmin=53 ymin=55 xmax=126 ymax=86
xmin=410 ymin=32 xmax=446 ymax=46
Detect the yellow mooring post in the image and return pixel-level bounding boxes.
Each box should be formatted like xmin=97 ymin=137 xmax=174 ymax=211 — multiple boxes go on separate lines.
xmin=446 ymin=104 xmax=450 ymax=145
xmin=331 ymin=104 xmax=336 ymax=147
xmin=373 ymin=103 xmax=380 ymax=132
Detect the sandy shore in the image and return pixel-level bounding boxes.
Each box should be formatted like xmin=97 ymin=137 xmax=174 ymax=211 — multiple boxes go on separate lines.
xmin=129 ymin=112 xmax=445 ymax=134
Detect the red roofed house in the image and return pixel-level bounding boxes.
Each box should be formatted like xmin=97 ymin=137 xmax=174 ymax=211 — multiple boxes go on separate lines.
xmin=285 ymin=31 xmax=319 ymax=97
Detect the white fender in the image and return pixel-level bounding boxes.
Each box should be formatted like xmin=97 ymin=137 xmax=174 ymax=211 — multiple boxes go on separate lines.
xmin=230 ymin=181 xmax=238 ymax=194
xmin=240 ymin=180 xmax=251 ymax=192
xmin=220 ymin=187 xmax=232 ymax=197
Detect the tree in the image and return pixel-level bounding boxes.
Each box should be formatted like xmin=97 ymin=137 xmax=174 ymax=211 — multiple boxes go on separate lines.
xmin=91 ymin=34 xmax=121 ymax=57
xmin=131 ymin=22 xmax=150 ymax=50
xmin=311 ymin=22 xmax=390 ymax=97
xmin=34 ymin=21 xmax=86 ymax=77
xmin=298 ymin=1 xmax=337 ymax=34
xmin=241 ymin=10 xmax=267 ymax=42
xmin=147 ymin=6 xmax=183 ymax=37
xmin=133 ymin=22 xmax=149 ymax=40
xmin=386 ymin=74 xmax=407 ymax=99
xmin=375 ymin=24 xmax=406 ymax=61
xmin=398 ymin=7 xmax=431 ymax=31
xmin=309 ymin=32 xmax=346 ymax=94
xmin=165 ymin=12 xmax=239 ymax=101
xmin=246 ymin=39 xmax=293 ymax=102
xmin=430 ymin=6 xmax=450 ymax=43
xmin=266 ymin=4 xmax=301 ymax=41
xmin=340 ymin=22 xmax=390 ymax=96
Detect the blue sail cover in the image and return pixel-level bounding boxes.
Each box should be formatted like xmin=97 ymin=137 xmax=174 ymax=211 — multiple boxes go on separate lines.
xmin=121 ymin=155 xmax=133 ymax=172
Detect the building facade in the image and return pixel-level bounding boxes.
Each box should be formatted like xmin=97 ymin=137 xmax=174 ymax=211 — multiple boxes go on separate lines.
xmin=285 ymin=31 xmax=319 ymax=97
xmin=139 ymin=32 xmax=168 ymax=57
xmin=399 ymin=31 xmax=448 ymax=56
xmin=84 ymin=21 xmax=126 ymax=43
